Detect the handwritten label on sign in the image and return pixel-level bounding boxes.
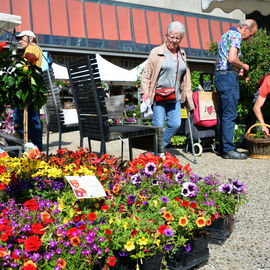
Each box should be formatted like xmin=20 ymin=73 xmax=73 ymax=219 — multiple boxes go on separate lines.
xmin=65 ymin=176 xmax=106 ymax=199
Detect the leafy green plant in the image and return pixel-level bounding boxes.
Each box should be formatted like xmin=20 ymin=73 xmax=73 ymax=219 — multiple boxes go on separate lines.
xmin=170 ymin=136 xmax=187 ymax=146
xmin=190 ymin=71 xmax=212 ymax=91
xmin=234 ymin=124 xmax=245 ymax=143
xmin=0 ymin=41 xmax=47 ymax=114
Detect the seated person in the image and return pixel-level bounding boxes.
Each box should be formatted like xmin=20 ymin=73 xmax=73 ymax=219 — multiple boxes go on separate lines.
xmin=253 ymin=72 xmax=270 ymax=135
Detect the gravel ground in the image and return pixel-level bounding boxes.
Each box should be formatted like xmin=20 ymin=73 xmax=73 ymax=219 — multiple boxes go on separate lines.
xmin=44 ymin=131 xmax=270 ymax=270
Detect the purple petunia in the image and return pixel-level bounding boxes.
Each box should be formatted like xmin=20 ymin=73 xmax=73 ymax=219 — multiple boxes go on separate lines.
xmin=219 ymin=183 xmax=233 ymax=194
xmin=186 ymin=243 xmax=191 ymax=252
xmin=152 ymin=179 xmax=159 ymax=186
xmin=165 ymin=244 xmax=172 ymax=251
xmin=164 ymin=228 xmax=174 ymax=237
xmin=181 ymin=182 xmax=198 ymax=197
xmin=145 ymin=162 xmax=157 ymax=175
xmin=128 ymin=195 xmax=136 ymax=203
xmin=160 ymin=196 xmax=169 ymax=203
xmin=232 ymin=179 xmax=246 ymax=194
xmin=130 ymin=173 xmax=142 ymax=185
xmin=175 ymin=172 xmax=184 ymax=184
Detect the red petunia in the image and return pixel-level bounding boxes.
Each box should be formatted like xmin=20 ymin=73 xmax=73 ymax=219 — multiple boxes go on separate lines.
xmin=88 ymin=212 xmax=97 ymax=222
xmin=24 ymin=199 xmax=39 ymax=211
xmin=108 ymin=256 xmax=116 ymax=267
xmin=183 ymin=164 xmax=192 ymax=174
xmin=105 ymin=228 xmax=112 ymax=235
xmin=24 ymin=236 xmax=42 ymax=252
xmin=0 ymin=41 xmax=7 ymax=52
xmin=31 ymin=223 xmax=45 ymax=235
xmin=190 ymin=202 xmax=197 ymax=208
xmin=174 ymin=197 xmax=180 ymax=201
xmin=101 ymin=205 xmax=109 ymax=211
xmin=158 ymin=225 xmax=167 ymax=235
xmin=131 ymin=229 xmax=137 ymax=236
xmin=79 ymin=224 xmax=86 ymax=231
xmin=12 ymin=251 xmax=20 ymax=260
xmin=74 ymin=215 xmax=80 ymax=222
xmin=181 ymin=200 xmax=190 ymax=207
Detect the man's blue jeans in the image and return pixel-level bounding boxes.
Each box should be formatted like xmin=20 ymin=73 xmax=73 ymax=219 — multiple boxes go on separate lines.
xmin=215 ymin=72 xmax=239 ymax=153
xmin=152 ymin=100 xmax=181 ymax=151
xmin=13 ymin=104 xmax=43 ymax=150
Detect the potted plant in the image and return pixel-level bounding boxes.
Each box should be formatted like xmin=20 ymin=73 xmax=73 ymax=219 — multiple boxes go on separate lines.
xmin=0 ymin=41 xmax=47 ymax=143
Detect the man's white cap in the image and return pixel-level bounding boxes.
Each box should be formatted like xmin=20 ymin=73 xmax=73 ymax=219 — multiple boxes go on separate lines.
xmin=16 ymin=30 xmax=36 ymax=38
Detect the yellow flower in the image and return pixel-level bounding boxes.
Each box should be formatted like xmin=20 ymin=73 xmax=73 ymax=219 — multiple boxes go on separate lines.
xmin=138 ymin=237 xmax=148 ymax=246
xmin=124 ymin=239 xmax=135 ymax=251
xmin=123 ymin=222 xmax=129 ymax=230
xmin=196 ymin=217 xmax=206 ymax=228
xmin=179 ymin=216 xmax=188 ymax=227
xmin=57 ymin=198 xmax=65 ymax=211
xmin=109 ymin=218 xmax=114 ymax=224
xmin=153 ymin=200 xmax=158 ymax=207
xmin=155 ymin=239 xmax=160 ymax=247
xmin=63 ymin=217 xmax=70 ymax=224
xmin=69 ymin=208 xmax=76 ymax=217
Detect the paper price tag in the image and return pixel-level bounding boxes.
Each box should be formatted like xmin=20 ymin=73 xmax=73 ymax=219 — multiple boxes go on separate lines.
xmin=65 ymin=176 xmax=106 ymax=199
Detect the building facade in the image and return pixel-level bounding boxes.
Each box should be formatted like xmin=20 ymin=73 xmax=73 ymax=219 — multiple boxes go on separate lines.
xmin=1 ymin=0 xmax=244 ymax=71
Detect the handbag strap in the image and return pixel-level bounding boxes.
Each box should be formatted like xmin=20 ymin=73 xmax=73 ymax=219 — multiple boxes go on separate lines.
xmin=174 ymin=53 xmax=179 ymax=87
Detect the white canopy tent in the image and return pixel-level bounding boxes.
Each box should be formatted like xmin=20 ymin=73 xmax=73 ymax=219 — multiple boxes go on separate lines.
xmin=52 ymin=54 xmax=142 ymax=85
xmin=0 ymin=13 xmax=21 ymax=36
xmin=201 ymin=0 xmax=270 ymax=16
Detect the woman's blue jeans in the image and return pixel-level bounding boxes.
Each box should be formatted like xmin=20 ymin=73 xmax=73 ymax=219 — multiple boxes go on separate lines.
xmin=215 ymin=72 xmax=239 ymax=153
xmin=152 ymin=100 xmax=181 ymax=151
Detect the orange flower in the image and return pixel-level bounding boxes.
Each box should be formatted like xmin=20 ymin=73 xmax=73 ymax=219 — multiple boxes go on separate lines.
xmin=58 ymin=258 xmax=67 ymax=269
xmin=0 ymin=152 xmax=8 ymax=158
xmin=0 ymin=247 xmax=9 ymax=257
xmin=206 ymin=219 xmax=212 ymax=226
xmin=70 ymin=236 xmax=80 ymax=247
xmin=163 ymin=211 xmax=173 ymax=221
xmin=26 ymin=148 xmax=41 ymax=159
xmin=179 ymin=216 xmax=188 ymax=227
xmin=40 ymin=211 xmax=53 ymax=224
xmin=113 ymin=184 xmax=119 ymax=193
xmin=23 ymin=260 xmax=37 ymax=270
xmin=195 ymin=217 xmax=206 ymax=228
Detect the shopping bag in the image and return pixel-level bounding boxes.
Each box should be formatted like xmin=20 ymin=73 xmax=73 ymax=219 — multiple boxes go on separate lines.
xmin=193 ymin=85 xmax=218 ymax=127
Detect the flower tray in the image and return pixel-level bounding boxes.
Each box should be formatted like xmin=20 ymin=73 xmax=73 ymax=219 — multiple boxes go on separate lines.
xmin=167 ymin=233 xmax=210 ymax=270
xmin=204 ymin=214 xmax=233 ymax=244
xmin=112 ymin=253 xmax=163 ymax=270
xmin=244 ymin=123 xmax=270 ymax=159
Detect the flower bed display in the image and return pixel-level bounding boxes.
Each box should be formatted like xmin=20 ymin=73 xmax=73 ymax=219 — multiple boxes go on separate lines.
xmin=0 ymin=148 xmax=248 ymax=269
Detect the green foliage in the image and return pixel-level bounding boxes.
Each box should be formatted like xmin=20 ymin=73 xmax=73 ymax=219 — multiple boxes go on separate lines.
xmin=170 ymin=135 xmax=187 ymax=146
xmin=239 ymin=29 xmax=270 ymax=98
xmin=0 ymin=48 xmax=47 ymax=114
xmin=190 ymin=71 xmax=212 ymax=91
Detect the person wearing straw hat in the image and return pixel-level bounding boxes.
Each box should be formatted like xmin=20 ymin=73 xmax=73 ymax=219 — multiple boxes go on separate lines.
xmin=13 ymin=30 xmax=43 ymax=151
xmin=253 ymin=72 xmax=270 ymax=135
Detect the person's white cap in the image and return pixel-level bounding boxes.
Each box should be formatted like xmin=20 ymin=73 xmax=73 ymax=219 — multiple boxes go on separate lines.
xmin=16 ymin=30 xmax=36 ymax=39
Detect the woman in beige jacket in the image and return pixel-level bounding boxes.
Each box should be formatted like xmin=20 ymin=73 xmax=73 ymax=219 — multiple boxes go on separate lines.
xmin=141 ymin=21 xmax=194 ymax=151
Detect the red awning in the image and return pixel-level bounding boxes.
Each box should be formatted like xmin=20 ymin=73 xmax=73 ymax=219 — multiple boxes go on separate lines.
xmin=0 ymin=0 xmax=239 ymax=60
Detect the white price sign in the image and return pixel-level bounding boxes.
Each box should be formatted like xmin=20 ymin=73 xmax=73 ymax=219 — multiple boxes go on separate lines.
xmin=65 ymin=175 xmax=106 ymax=199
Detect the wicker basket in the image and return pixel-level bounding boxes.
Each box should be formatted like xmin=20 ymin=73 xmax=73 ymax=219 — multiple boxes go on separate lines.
xmin=244 ymin=123 xmax=270 ymax=159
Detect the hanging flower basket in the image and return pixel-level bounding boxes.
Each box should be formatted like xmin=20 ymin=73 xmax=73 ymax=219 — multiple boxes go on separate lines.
xmin=244 ymin=123 xmax=270 ymax=159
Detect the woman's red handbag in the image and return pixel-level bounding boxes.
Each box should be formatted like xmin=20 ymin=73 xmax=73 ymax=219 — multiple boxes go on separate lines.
xmin=155 ymin=87 xmax=176 ymax=102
